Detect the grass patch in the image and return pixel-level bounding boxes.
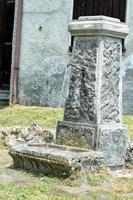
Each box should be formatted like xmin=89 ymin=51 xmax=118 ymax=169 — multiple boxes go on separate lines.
xmin=0 ymin=172 xmax=132 ymax=200
xmin=113 ymin=184 xmax=133 ymax=194
xmin=0 ymin=105 xmax=64 ymax=129
xmin=0 ymin=183 xmax=79 ymax=200
xmin=87 ymin=174 xmax=107 ymax=186
xmin=117 ymin=177 xmax=133 ymax=183
xmin=0 ymin=105 xmax=132 ymax=140
xmin=0 ymin=165 xmax=5 ymax=174
xmin=123 ymin=115 xmax=133 ymax=140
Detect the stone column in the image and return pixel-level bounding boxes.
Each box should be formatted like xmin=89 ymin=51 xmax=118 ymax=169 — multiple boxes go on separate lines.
xmin=56 ymin=16 xmax=128 ymax=168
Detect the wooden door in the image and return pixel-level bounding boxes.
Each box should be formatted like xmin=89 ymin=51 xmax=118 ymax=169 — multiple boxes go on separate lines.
xmin=0 ymin=0 xmax=15 ymax=90
xmin=71 ymin=0 xmax=127 ymax=50
xmin=73 ymin=0 xmax=127 ymax=22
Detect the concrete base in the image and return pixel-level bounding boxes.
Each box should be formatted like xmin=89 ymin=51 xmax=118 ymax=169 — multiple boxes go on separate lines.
xmin=56 ymin=121 xmax=127 ymax=168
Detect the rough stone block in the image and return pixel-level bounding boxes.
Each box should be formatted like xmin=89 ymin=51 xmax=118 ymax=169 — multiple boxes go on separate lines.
xmin=56 ymin=121 xmax=97 ymax=149
xmin=126 ymin=140 xmax=133 ymax=166
xmin=9 ymin=143 xmax=103 ymax=177
xmin=97 ymin=125 xmax=127 ymax=169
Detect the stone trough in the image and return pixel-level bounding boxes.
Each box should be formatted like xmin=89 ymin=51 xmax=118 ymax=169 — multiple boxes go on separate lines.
xmin=9 ymin=143 xmax=103 ymax=177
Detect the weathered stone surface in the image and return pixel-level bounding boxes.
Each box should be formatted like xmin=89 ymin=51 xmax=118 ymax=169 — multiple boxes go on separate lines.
xmin=56 ymin=121 xmax=97 ymax=149
xmin=56 ymin=16 xmax=128 ymax=168
xmin=97 ymin=125 xmax=127 ymax=168
xmin=64 ymin=36 xmax=122 ymax=125
xmin=68 ymin=37 xmax=121 ymax=124
xmin=64 ymin=37 xmax=97 ymax=124
xmin=100 ymin=38 xmax=121 ymax=124
xmin=126 ymin=140 xmax=133 ymax=166
xmin=9 ymin=143 xmax=103 ymax=177
xmin=1 ymin=124 xmax=55 ymax=146
xmin=56 ymin=122 xmax=127 ymax=168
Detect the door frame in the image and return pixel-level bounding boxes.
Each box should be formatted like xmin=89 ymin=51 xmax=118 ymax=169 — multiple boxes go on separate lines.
xmin=10 ymin=0 xmax=23 ymax=104
xmin=0 ymin=0 xmax=6 ymax=89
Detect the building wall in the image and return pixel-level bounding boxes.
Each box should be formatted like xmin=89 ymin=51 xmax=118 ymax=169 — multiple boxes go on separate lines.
xmin=16 ymin=0 xmax=133 ymax=113
xmin=17 ymin=0 xmax=73 ymax=107
xmin=123 ymin=0 xmax=133 ymax=114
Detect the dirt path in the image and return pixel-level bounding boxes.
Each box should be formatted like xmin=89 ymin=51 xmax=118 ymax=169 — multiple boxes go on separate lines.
xmin=0 ymin=147 xmax=40 ymax=186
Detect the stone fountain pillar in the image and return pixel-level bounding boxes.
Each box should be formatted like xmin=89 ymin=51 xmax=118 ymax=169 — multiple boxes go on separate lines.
xmin=56 ymin=16 xmax=129 ymax=169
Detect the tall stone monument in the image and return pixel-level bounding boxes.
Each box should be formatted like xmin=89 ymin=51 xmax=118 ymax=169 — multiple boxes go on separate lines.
xmin=56 ymin=16 xmax=128 ymax=169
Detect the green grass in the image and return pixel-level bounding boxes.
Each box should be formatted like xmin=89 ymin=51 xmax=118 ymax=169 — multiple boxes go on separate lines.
xmin=0 ymin=105 xmax=64 ymax=129
xmin=0 ymin=105 xmax=132 ymax=139
xmin=87 ymin=174 xmax=107 ymax=186
xmin=0 ymin=183 xmax=79 ymax=200
xmin=123 ymin=115 xmax=133 ymax=140
xmin=0 ymin=175 xmax=132 ymax=200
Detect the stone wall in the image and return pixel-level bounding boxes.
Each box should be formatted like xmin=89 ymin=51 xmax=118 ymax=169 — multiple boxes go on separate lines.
xmin=123 ymin=0 xmax=133 ymax=114
xmin=17 ymin=0 xmax=73 ymax=107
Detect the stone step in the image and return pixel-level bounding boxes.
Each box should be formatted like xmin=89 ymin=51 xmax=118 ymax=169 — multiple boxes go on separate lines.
xmin=0 ymin=90 xmax=9 ymax=105
xmin=9 ymin=143 xmax=104 ymax=178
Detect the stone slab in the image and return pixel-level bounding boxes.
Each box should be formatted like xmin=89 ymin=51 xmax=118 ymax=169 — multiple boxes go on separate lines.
xmin=9 ymin=143 xmax=103 ymax=177
xmin=126 ymin=140 xmax=133 ymax=165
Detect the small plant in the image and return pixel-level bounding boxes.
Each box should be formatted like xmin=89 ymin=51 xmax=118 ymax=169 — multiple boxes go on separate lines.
xmin=87 ymin=174 xmax=107 ymax=186
xmin=113 ymin=184 xmax=133 ymax=194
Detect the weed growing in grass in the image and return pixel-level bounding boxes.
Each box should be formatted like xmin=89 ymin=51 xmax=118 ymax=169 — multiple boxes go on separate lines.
xmin=87 ymin=174 xmax=107 ymax=186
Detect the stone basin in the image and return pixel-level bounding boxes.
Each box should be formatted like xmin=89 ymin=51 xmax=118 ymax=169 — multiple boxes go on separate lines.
xmin=9 ymin=143 xmax=103 ymax=177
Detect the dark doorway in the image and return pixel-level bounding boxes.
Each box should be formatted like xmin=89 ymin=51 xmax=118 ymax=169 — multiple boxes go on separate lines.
xmin=73 ymin=0 xmax=127 ymax=22
xmin=0 ymin=0 xmax=15 ymax=90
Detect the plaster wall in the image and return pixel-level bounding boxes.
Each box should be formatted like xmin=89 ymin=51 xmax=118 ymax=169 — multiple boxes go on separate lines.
xmin=17 ymin=0 xmax=133 ymax=113
xmin=18 ymin=0 xmax=73 ymax=107
xmin=123 ymin=0 xmax=133 ymax=114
